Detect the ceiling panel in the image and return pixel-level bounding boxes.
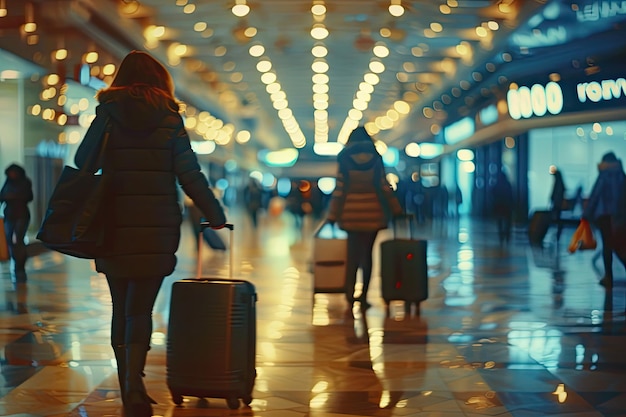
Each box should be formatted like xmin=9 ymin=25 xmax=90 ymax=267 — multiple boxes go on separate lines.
xmin=1 ymin=0 xmax=625 ymax=172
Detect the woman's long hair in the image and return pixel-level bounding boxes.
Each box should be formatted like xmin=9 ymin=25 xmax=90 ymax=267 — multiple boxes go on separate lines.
xmin=346 ymin=126 xmax=373 ymax=144
xmin=96 ymin=50 xmax=177 ymax=109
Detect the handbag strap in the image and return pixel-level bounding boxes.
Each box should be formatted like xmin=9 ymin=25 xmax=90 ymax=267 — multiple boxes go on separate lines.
xmin=80 ymin=116 xmax=112 ymax=173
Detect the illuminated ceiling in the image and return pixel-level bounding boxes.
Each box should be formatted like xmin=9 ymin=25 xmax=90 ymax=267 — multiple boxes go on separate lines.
xmin=0 ymin=0 xmax=625 ymax=172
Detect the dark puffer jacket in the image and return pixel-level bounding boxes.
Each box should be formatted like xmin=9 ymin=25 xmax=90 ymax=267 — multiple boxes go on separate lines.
xmin=327 ymin=140 xmax=402 ymax=231
xmin=75 ymin=88 xmax=226 ymax=278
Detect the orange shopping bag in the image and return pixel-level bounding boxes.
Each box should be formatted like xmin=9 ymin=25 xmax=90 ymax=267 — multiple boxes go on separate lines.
xmin=568 ymin=219 xmax=597 ymax=253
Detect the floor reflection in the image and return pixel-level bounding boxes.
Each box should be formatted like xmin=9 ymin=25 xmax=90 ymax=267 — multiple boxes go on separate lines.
xmin=0 ymin=211 xmax=625 ymax=416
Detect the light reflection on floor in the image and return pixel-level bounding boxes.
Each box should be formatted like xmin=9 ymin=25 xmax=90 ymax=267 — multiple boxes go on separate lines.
xmin=1 ymin=210 xmax=625 ymax=417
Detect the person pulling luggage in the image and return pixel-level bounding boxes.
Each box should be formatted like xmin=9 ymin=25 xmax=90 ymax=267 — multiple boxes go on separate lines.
xmin=74 ymin=51 xmax=227 ymax=417
xmin=326 ymin=126 xmax=403 ymax=310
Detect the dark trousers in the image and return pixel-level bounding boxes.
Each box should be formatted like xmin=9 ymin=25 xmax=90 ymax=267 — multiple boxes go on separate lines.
xmin=596 ymin=215 xmax=626 ymax=280
xmin=3 ymin=215 xmax=30 ymax=284
xmin=106 ymin=276 xmax=164 ymax=347
xmin=552 ymin=207 xmax=563 ymax=242
xmin=345 ymin=231 xmax=378 ymax=302
xmin=496 ymin=214 xmax=512 ymax=244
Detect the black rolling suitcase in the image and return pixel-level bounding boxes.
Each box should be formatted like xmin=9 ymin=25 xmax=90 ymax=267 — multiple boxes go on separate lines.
xmin=380 ymin=215 xmax=428 ymax=313
xmin=166 ymin=223 xmax=257 ymax=409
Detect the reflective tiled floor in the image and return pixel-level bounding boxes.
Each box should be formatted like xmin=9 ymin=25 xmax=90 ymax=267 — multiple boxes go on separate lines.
xmin=1 ymin=209 xmax=625 ymax=417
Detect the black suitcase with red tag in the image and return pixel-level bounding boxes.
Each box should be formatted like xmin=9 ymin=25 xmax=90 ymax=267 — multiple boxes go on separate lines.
xmin=380 ymin=216 xmax=428 ymax=312
xmin=166 ymin=223 xmax=257 ymax=409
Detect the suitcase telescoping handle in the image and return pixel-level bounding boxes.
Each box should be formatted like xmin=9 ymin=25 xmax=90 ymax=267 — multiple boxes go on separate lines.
xmin=392 ymin=214 xmax=414 ymax=240
xmin=197 ymin=222 xmax=234 ymax=279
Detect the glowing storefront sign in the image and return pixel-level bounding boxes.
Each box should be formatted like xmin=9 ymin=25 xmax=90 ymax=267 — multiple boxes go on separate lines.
xmin=576 ymin=1 xmax=626 ymax=22
xmin=478 ymin=104 xmax=498 ymax=126
xmin=577 ymin=78 xmax=626 ymax=103
xmin=507 ymin=82 xmax=563 ymax=120
xmin=443 ymin=117 xmax=475 ymax=144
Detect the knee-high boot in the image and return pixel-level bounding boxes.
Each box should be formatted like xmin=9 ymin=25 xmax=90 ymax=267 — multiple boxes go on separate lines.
xmin=124 ymin=344 xmax=156 ymax=417
xmin=112 ymin=345 xmax=126 ymax=403
xmin=15 ymin=282 xmax=28 ymax=314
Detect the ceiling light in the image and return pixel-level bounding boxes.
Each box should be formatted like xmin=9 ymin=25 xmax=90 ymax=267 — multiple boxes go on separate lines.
xmin=277 ymin=108 xmax=292 ymax=119
xmin=191 ymin=140 xmax=216 ymax=155
xmin=488 ymin=21 xmax=499 ymax=30
xmin=311 ymin=45 xmax=327 ymax=58
xmin=249 ymin=44 xmax=265 ymax=57
xmin=311 ymin=3 xmax=326 ymax=16
xmin=311 ymin=60 xmax=329 ymax=73
xmin=259 ymin=148 xmax=299 ymax=167
xmin=46 ymin=74 xmax=60 ymax=85
xmin=0 ymin=0 xmax=7 ymax=18
xmin=394 ymin=100 xmax=410 ymax=114
xmin=373 ymin=44 xmax=389 ymax=58
xmin=314 ymin=143 xmax=343 ymax=156
xmin=235 ymin=130 xmax=251 ymax=144
xmin=84 ymin=51 xmax=98 ymax=63
xmin=369 ymin=61 xmax=385 ymax=74
xmin=430 ymin=22 xmax=443 ymax=32
xmin=24 ymin=2 xmax=36 ymax=32
xmin=260 ymin=72 xmax=276 ymax=84
xmin=102 ymin=64 xmax=116 ymax=76
xmin=359 ymin=82 xmax=374 ymax=94
xmin=389 ymin=0 xmax=404 ymax=17
xmin=475 ymin=26 xmax=488 ymax=37
xmin=313 ymin=83 xmax=329 ymax=94
xmin=356 ymin=91 xmax=371 ymax=102
xmin=232 ymin=0 xmax=250 ymax=17
xmin=348 ymin=109 xmax=363 ymax=121
xmin=310 ymin=23 xmax=329 ymax=40
xmin=405 ymin=143 xmax=420 ymax=158
xmin=256 ymin=60 xmax=272 ymax=73
xmin=266 ymin=82 xmax=281 ymax=94
xmin=363 ymin=73 xmax=380 ymax=85
xmin=54 ymin=48 xmax=68 ymax=61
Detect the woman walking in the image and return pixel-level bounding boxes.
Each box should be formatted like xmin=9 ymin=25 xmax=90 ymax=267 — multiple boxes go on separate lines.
xmin=326 ymin=126 xmax=402 ymax=310
xmin=75 ymin=51 xmax=226 ymax=416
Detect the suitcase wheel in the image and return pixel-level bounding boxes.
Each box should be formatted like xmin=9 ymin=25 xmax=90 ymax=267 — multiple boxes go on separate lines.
xmin=171 ymin=391 xmax=183 ymax=406
xmin=227 ymin=397 xmax=240 ymax=409
xmin=242 ymin=394 xmax=253 ymax=406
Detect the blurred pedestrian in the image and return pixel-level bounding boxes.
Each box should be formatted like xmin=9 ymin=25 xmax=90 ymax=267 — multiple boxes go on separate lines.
xmin=0 ymin=163 xmax=33 ymax=286
xmin=286 ymin=180 xmax=305 ymax=229
xmin=326 ymin=126 xmax=403 ymax=310
xmin=582 ymin=151 xmax=626 ymax=288
xmin=243 ymin=177 xmax=263 ymax=228
xmin=549 ymin=165 xmax=566 ymax=243
xmin=492 ymin=169 xmax=514 ymax=245
xmin=74 ymin=50 xmax=226 ymax=417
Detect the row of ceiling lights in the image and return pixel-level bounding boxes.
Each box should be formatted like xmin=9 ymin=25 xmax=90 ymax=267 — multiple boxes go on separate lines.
xmin=5 ymin=0 xmax=513 ymax=162
xmin=150 ymin=0 xmax=505 ymax=160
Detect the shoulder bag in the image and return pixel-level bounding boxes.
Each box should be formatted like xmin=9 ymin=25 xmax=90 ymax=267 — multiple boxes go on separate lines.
xmin=36 ymin=118 xmax=111 ymax=259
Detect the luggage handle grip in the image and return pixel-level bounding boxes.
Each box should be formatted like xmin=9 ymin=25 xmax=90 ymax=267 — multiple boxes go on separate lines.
xmin=197 ymin=221 xmax=234 ymax=279
xmin=200 ymin=221 xmax=234 ymax=231
xmin=392 ymin=214 xmax=414 ymax=239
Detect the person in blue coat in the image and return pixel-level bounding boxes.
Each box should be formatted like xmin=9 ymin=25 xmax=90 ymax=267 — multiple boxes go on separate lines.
xmin=582 ymin=151 xmax=626 ymax=288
